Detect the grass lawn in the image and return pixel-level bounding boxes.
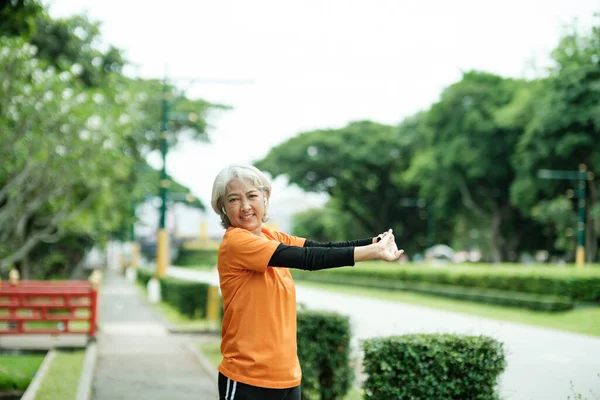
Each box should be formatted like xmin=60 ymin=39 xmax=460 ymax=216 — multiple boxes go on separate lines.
xmin=34 ymin=350 xmax=85 ymax=400
xmin=0 ymin=353 xmax=45 ymax=392
xmin=297 ymin=280 xmax=600 ymax=337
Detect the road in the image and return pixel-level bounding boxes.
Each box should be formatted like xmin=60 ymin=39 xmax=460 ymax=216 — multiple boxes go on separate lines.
xmin=167 ymin=266 xmax=600 ymax=400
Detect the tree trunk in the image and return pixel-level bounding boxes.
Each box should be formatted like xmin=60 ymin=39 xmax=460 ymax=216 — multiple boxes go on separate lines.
xmin=18 ymin=232 xmax=31 ymax=279
xmin=20 ymin=253 xmax=31 ymax=280
xmin=587 ymin=181 xmax=598 ymax=262
xmin=490 ymin=212 xmax=504 ymax=263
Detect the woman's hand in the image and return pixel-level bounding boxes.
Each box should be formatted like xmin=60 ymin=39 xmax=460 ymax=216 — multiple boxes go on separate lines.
xmin=376 ymin=229 xmax=404 ymax=261
xmin=373 ymin=230 xmax=391 ymax=244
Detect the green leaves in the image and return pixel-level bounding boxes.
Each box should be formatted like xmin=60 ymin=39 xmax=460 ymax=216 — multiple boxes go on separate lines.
xmin=362 ymin=334 xmax=506 ymax=400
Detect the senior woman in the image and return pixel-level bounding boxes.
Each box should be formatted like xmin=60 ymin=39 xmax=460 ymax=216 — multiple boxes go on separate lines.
xmin=211 ymin=164 xmax=403 ymax=400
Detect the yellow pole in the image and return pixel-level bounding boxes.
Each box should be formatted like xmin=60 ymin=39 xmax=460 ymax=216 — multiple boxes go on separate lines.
xmin=156 ymin=229 xmax=169 ymax=277
xmin=206 ymin=286 xmax=220 ymax=325
xmin=576 ymin=246 xmax=585 ymax=267
xmin=130 ymin=242 xmax=140 ymax=269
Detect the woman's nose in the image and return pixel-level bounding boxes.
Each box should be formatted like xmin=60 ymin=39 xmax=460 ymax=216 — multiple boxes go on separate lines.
xmin=240 ymin=198 xmax=251 ymax=209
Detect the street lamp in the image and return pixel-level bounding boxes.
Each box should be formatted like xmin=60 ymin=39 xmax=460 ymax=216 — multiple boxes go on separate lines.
xmin=537 ymin=164 xmax=595 ymax=266
xmin=155 ymin=80 xmax=171 ymax=278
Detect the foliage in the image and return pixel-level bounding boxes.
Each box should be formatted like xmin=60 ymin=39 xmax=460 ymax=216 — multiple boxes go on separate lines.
xmin=137 ymin=269 xmax=223 ymax=318
xmin=0 ymin=4 xmax=225 ymax=277
xmin=297 ymin=310 xmax=353 ymax=400
xmin=406 ymin=71 xmax=534 ymax=262
xmin=512 ymin=19 xmax=600 ymax=261
xmin=0 ymin=0 xmax=43 ymax=39
xmin=0 ymin=38 xmax=135 ymax=276
xmin=0 ymin=353 xmax=44 ymax=391
xmin=291 ymin=205 xmax=369 ymax=242
xmin=362 ymin=334 xmax=506 ymax=400
xmin=30 ymin=13 xmax=125 ymax=88
xmin=256 ymin=119 xmax=436 ymax=255
xmin=173 ymin=249 xmax=218 ymax=267
xmin=260 ymin=17 xmax=600 ymax=263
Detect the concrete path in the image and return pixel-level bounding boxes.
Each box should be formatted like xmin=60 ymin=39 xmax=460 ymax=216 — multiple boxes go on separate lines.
xmin=167 ymin=266 xmax=600 ymax=400
xmin=92 ymin=269 xmax=218 ymax=400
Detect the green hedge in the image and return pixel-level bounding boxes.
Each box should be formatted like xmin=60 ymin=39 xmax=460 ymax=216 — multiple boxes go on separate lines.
xmin=174 ymin=248 xmax=218 ymax=267
xmin=136 ymin=268 xmax=222 ymax=319
xmin=292 ymin=273 xmax=573 ymax=311
xmin=362 ymin=334 xmax=506 ymax=400
xmin=293 ymin=264 xmax=600 ymax=303
xmin=297 ymin=309 xmax=353 ymax=400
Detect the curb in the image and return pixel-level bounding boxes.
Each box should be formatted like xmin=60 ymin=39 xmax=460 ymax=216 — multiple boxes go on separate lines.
xmin=75 ymin=341 xmax=98 ymax=400
xmin=187 ymin=342 xmax=218 ymax=385
xmin=21 ymin=349 xmax=56 ymax=400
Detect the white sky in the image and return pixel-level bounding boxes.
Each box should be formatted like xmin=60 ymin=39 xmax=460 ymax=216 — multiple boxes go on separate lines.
xmin=44 ymin=0 xmax=599 ymax=237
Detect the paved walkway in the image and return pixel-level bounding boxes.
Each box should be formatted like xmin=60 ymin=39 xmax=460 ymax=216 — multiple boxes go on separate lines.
xmin=92 ymin=269 xmax=218 ymax=400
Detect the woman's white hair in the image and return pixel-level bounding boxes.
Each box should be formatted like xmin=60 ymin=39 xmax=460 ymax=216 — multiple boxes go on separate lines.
xmin=211 ymin=164 xmax=272 ymax=229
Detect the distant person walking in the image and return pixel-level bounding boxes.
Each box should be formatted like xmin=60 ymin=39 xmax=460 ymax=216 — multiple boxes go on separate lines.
xmin=210 ymin=164 xmax=403 ymax=400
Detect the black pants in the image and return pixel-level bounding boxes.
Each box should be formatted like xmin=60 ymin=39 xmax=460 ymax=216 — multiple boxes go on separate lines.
xmin=218 ymin=372 xmax=301 ymax=400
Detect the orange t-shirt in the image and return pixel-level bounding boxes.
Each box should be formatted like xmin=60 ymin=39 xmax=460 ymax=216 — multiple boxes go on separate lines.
xmin=217 ymin=226 xmax=306 ymax=389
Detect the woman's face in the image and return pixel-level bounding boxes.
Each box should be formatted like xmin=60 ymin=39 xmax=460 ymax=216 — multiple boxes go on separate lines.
xmin=224 ymin=178 xmax=266 ymax=236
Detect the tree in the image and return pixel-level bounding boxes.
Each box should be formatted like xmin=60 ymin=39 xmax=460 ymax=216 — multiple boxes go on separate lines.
xmin=511 ymin=19 xmax=600 ymax=262
xmin=0 ymin=7 xmax=226 ymax=277
xmin=256 ymin=119 xmax=437 ymax=255
xmin=0 ymin=0 xmax=43 ymax=38
xmin=0 ymin=38 xmax=135 ymax=277
xmin=407 ymin=71 xmax=533 ymax=262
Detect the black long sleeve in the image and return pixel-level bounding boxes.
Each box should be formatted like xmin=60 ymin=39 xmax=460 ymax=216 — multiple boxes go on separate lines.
xmin=268 ymin=243 xmax=355 ymax=271
xmin=303 ymin=238 xmax=373 ymax=248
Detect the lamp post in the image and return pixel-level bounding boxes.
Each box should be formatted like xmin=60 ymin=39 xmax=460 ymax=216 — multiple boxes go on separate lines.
xmin=537 ymin=164 xmax=595 ymax=266
xmin=155 ymin=79 xmax=171 ymax=278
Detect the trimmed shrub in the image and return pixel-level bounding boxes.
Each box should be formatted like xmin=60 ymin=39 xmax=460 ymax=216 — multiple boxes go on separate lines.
xmin=297 ymin=310 xmax=354 ymax=400
xmin=173 ymin=249 xmax=218 ymax=267
xmin=362 ymin=334 xmax=506 ymax=400
xmin=136 ymin=268 xmax=153 ymax=286
xmin=136 ymin=269 xmax=222 ymax=319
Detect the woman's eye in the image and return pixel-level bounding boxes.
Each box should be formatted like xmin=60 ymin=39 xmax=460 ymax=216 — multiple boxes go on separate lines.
xmin=228 ymin=198 xmax=238 ymax=203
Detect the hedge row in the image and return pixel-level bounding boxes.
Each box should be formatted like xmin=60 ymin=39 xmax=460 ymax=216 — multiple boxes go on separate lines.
xmin=297 ymin=309 xmax=506 ymax=400
xmin=136 ymin=268 xmax=222 ymax=319
xmin=362 ymin=334 xmax=506 ymax=400
xmin=292 ymin=272 xmax=574 ymax=311
xmin=173 ymin=249 xmax=218 ymax=267
xmin=293 ymin=265 xmax=600 ymax=302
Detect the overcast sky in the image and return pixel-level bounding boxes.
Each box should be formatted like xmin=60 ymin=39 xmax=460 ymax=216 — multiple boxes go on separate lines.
xmin=44 ymin=0 xmax=599 ymax=237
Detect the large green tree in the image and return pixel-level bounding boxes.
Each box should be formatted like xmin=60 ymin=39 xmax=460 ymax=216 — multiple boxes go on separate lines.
xmin=0 ymin=7 xmax=224 ymax=277
xmin=511 ymin=20 xmax=600 ymax=262
xmin=406 ymin=71 xmax=535 ymax=262
xmin=0 ymin=38 xmax=135 ymax=278
xmin=256 ymin=119 xmax=440 ymax=255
